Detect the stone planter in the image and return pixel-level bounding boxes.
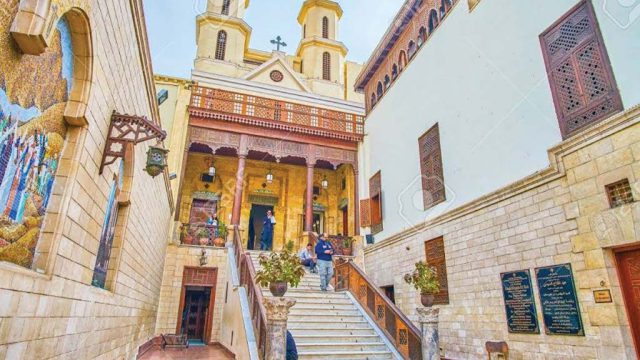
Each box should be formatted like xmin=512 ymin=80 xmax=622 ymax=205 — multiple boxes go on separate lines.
xmin=421 ymin=293 xmax=435 ymax=307
xmin=269 ymin=282 xmax=288 ymax=297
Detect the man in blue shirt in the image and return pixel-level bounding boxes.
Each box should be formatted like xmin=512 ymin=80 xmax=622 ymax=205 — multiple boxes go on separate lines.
xmin=314 ymin=233 xmax=334 ymax=291
xmin=260 ymin=210 xmax=276 ymax=250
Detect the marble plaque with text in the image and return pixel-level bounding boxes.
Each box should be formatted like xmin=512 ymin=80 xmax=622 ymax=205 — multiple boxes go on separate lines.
xmin=535 ymin=264 xmax=585 ymax=336
xmin=500 ymin=270 xmax=540 ymax=334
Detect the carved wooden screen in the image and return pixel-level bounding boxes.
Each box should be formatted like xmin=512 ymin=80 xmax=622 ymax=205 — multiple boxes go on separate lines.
xmin=424 ymin=237 xmax=449 ymax=304
xmin=360 ymin=199 xmax=371 ymax=227
xmin=419 ymin=123 xmax=445 ymax=210
xmin=540 ymin=1 xmax=622 ymax=139
xmin=370 ymin=171 xmax=383 ymax=234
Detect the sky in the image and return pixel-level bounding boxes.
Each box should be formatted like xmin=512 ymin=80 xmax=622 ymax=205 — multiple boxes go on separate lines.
xmin=143 ymin=0 xmax=404 ymax=79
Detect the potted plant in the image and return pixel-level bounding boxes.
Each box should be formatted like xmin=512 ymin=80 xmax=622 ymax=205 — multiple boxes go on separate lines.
xmin=214 ymin=222 xmax=227 ymax=247
xmin=196 ymin=228 xmax=210 ymax=246
xmin=342 ymin=236 xmax=355 ymax=256
xmin=181 ymin=224 xmax=193 ymax=245
xmin=404 ymin=261 xmax=440 ymax=307
xmin=255 ymin=241 xmax=305 ymax=297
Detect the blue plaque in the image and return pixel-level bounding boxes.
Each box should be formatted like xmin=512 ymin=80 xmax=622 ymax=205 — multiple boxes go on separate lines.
xmin=535 ymin=264 xmax=584 ymax=336
xmin=500 ymin=270 xmax=540 ymax=334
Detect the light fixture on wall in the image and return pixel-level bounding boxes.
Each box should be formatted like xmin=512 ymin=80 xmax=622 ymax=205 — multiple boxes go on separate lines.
xmin=266 ymin=169 xmax=274 ymax=184
xmin=199 ymin=249 xmax=208 ymax=266
xmin=321 ymin=175 xmax=329 ymax=189
xmin=207 ymin=158 xmax=216 ymax=179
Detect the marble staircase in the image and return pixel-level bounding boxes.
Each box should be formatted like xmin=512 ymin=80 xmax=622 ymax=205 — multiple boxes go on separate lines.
xmin=248 ymin=251 xmax=400 ymax=360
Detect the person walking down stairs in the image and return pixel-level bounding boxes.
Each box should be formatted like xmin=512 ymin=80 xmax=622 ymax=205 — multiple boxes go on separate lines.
xmin=315 ymin=233 xmax=334 ymax=292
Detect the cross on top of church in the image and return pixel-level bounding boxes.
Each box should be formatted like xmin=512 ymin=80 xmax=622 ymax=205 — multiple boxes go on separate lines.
xmin=270 ymin=36 xmax=287 ymax=51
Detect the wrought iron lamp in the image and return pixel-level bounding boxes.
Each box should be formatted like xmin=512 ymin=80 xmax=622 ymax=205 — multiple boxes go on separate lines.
xmin=144 ymin=144 xmax=169 ymax=177
xmin=266 ymin=169 xmax=274 ymax=184
xmin=208 ymin=158 xmax=216 ymax=179
xmin=199 ymin=249 xmax=208 ymax=266
xmin=321 ymin=175 xmax=329 ymax=189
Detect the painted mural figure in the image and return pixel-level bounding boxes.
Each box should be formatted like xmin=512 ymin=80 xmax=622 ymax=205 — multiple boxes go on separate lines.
xmin=0 ymin=17 xmax=74 ymax=268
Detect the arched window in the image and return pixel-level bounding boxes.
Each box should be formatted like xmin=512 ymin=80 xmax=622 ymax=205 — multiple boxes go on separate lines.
xmin=418 ymin=27 xmax=427 ymax=47
xmin=322 ymin=52 xmax=331 ymax=81
xmin=392 ymin=64 xmax=398 ymax=80
xmin=428 ymin=9 xmax=439 ymax=34
xmin=399 ymin=51 xmax=408 ymax=71
xmin=222 ymin=0 xmax=231 ymax=15
xmin=322 ymin=16 xmax=329 ymax=38
xmin=377 ymin=82 xmax=384 ymax=98
xmin=408 ymin=40 xmax=417 ymax=59
xmin=384 ymin=75 xmax=391 ymax=89
xmin=440 ymin=0 xmax=453 ymax=18
xmin=371 ymin=93 xmax=377 ymax=107
xmin=215 ymin=30 xmax=227 ymax=60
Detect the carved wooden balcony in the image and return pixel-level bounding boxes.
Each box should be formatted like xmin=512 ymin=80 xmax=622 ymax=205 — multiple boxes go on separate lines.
xmin=189 ymin=85 xmax=364 ymax=142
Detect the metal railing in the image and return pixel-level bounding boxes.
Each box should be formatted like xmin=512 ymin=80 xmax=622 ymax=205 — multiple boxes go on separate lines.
xmin=189 ymin=85 xmax=364 ymax=140
xmin=335 ymin=261 xmax=423 ymax=360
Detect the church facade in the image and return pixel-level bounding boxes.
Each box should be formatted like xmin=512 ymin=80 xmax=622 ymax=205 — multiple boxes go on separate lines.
xmin=356 ymin=0 xmax=640 ymax=358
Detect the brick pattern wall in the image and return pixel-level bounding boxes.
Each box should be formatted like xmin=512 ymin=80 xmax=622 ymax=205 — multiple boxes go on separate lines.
xmin=363 ymin=108 xmax=640 ymax=359
xmin=0 ymin=1 xmax=172 ymax=359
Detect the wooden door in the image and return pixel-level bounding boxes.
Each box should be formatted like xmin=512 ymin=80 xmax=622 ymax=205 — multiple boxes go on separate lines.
xmin=342 ymin=207 xmax=349 ymax=236
xmin=185 ymin=290 xmax=207 ymax=340
xmin=616 ymin=249 xmax=640 ymax=356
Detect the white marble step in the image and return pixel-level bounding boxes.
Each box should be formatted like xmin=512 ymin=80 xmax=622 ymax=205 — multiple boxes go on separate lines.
xmin=297 ymin=342 xmax=389 ymax=352
xmin=298 ymin=350 xmax=394 ymax=360
xmin=289 ymin=308 xmax=361 ymax=316
xmin=290 ymin=328 xmax=378 ymax=337
xmin=293 ymin=334 xmax=382 ymax=344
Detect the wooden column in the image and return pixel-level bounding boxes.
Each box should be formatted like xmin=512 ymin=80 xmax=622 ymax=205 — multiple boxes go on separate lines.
xmin=305 ymin=163 xmax=315 ymax=232
xmin=354 ymin=167 xmax=360 ymax=236
xmin=231 ymin=154 xmax=247 ymax=226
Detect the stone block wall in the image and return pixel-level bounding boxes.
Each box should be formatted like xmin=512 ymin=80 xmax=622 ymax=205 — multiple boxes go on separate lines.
xmin=363 ymin=107 xmax=640 ymax=359
xmin=155 ymin=245 xmax=228 ymax=343
xmin=0 ymin=0 xmax=173 ymax=358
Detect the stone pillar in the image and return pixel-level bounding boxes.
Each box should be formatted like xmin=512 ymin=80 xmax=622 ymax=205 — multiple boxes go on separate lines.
xmin=231 ymin=154 xmax=247 ymax=226
xmin=353 ymin=167 xmax=360 ymax=236
xmin=417 ymin=307 xmax=440 ymax=360
xmin=305 ymin=163 xmax=315 ymax=232
xmin=264 ymin=297 xmax=297 ymax=360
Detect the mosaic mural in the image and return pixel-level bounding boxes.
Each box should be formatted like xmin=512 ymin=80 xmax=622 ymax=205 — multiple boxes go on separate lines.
xmin=0 ymin=3 xmax=74 ymax=268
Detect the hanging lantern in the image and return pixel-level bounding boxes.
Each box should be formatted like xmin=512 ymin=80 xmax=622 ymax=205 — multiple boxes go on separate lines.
xmin=144 ymin=144 xmax=169 ymax=177
xmin=321 ymin=175 xmax=329 ymax=189
xmin=208 ymin=161 xmax=216 ymax=178
xmin=266 ymin=169 xmax=274 ymax=184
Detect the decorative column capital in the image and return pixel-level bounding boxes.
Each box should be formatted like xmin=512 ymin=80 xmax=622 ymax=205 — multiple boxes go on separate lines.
xmin=417 ymin=307 xmax=439 ymax=324
xmin=264 ymin=297 xmax=297 ymax=322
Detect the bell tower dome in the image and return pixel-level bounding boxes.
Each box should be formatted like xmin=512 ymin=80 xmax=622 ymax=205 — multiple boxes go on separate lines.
xmin=296 ymin=0 xmax=348 ymax=98
xmin=195 ymin=0 xmax=251 ymax=76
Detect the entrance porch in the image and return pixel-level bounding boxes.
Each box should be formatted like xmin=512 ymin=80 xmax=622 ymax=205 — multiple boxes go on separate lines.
xmin=175 ymin=128 xmax=360 ymax=251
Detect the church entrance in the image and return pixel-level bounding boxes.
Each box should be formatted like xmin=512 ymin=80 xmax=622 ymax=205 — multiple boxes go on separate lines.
xmin=616 ymin=247 xmax=640 ymax=356
xmin=248 ymin=204 xmax=274 ymax=250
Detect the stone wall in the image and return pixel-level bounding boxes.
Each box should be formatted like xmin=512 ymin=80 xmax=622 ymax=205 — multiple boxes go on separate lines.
xmin=155 ymin=245 xmax=228 ymax=342
xmin=363 ymin=107 xmax=640 ymax=359
xmin=0 ymin=0 xmax=173 ymax=358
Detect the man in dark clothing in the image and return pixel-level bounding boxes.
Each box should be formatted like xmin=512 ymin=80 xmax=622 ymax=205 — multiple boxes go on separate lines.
xmin=260 ymin=210 xmax=276 ymax=250
xmin=315 ymin=233 xmax=334 ymax=291
xmin=286 ymin=330 xmax=298 ymax=360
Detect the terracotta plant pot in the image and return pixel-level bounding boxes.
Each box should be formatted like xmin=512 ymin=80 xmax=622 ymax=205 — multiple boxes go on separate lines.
xmin=199 ymin=237 xmax=209 ymax=246
xmin=342 ymin=248 xmax=352 ymax=256
xmin=184 ymin=235 xmax=194 ymax=245
xmin=421 ymin=293 xmax=435 ymax=307
xmin=213 ymin=237 xmax=225 ymax=247
xmin=269 ymin=282 xmax=288 ymax=297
